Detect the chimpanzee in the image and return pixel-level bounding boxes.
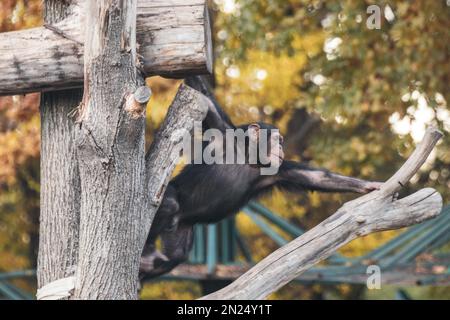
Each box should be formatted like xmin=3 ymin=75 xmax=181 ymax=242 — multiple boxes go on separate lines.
xmin=140 ymin=76 xmax=382 ymax=279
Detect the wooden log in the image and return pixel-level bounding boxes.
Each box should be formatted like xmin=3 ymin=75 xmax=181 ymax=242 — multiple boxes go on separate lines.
xmin=142 ymin=83 xmax=209 ymax=249
xmin=201 ymin=128 xmax=444 ymax=300
xmin=147 ymin=262 xmax=450 ymax=286
xmin=37 ymin=1 xmax=82 ymax=294
xmin=73 ymin=0 xmax=145 ymax=299
xmin=0 ymin=0 xmax=212 ymax=96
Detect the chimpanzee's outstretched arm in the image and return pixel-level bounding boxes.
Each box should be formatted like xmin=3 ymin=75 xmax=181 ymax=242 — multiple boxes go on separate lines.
xmin=185 ymin=76 xmax=235 ymax=132
xmin=271 ymin=160 xmax=382 ymax=194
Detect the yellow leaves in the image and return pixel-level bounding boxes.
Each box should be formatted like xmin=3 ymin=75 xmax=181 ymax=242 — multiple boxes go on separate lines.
xmin=337 ymin=283 xmax=352 ymax=296
xmin=314 ymin=95 xmax=325 ymax=108
xmin=140 ymin=281 xmax=201 ymax=300
xmin=411 ymin=14 xmax=426 ymax=29
xmin=350 ymin=137 xmax=366 ymax=162
xmin=291 ymin=32 xmax=325 ymax=57
xmin=236 ymin=213 xmax=258 ymax=237
xmin=349 ymin=136 xmax=382 ymax=163
xmin=215 ymin=33 xmax=324 ymax=120
xmin=339 ymin=230 xmax=399 ymax=258
xmin=309 ymin=192 xmax=321 ymax=208
xmin=0 ymin=0 xmax=42 ymax=31
xmin=396 ymin=2 xmax=410 ymax=17
xmin=217 ymin=50 xmax=303 ymax=109
xmin=0 ymin=0 xmax=42 ymax=276
xmin=0 ymin=94 xmax=39 ymax=122
xmin=235 ymin=211 xmax=280 ymax=261
xmin=261 ymin=188 xmax=306 ymax=218
xmin=0 ymin=250 xmax=29 ymax=271
xmin=0 ymin=114 xmax=40 ymax=186
xmin=360 ymin=164 xmax=375 ymax=177
xmin=145 ymin=77 xmax=182 ymax=128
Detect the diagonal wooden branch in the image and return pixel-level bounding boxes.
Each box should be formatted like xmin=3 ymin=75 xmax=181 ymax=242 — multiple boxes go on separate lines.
xmin=140 ymin=83 xmax=209 ymax=250
xmin=202 ymin=128 xmax=444 ymax=300
xmin=0 ymin=0 xmax=212 ymax=96
xmin=380 ymin=129 xmax=443 ymax=195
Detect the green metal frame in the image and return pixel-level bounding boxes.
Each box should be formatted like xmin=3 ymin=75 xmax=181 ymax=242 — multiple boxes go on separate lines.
xmin=0 ymin=270 xmax=36 ymax=300
xmin=1 ymin=204 xmax=449 ymax=300
xmin=184 ymin=202 xmax=450 ymax=281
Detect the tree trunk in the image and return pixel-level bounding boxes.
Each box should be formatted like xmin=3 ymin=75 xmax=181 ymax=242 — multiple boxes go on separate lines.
xmin=72 ymin=0 xmax=145 ymax=299
xmin=72 ymin=1 xmax=210 ymax=298
xmin=37 ymin=0 xmax=81 ymax=292
xmin=33 ymin=0 xmax=211 ymax=300
xmin=142 ymin=84 xmax=209 ymax=245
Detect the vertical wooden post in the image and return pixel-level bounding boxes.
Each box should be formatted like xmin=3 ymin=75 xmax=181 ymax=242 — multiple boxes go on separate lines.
xmin=36 ymin=0 xmax=210 ymax=300
xmin=73 ymin=0 xmax=145 ymax=299
xmin=38 ymin=1 xmax=81 ymax=291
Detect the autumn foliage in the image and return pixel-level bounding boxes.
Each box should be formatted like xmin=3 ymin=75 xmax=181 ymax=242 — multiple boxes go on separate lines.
xmin=0 ymin=0 xmax=448 ymax=299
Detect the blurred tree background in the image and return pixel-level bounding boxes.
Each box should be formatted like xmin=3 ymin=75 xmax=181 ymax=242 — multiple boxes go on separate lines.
xmin=0 ymin=0 xmax=448 ymax=299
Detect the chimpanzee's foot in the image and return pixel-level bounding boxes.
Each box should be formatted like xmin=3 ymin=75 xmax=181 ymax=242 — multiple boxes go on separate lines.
xmin=140 ymin=250 xmax=170 ymax=278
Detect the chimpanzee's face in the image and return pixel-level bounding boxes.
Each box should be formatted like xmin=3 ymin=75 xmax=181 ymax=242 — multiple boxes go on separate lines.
xmin=268 ymin=129 xmax=285 ymax=168
xmin=247 ymin=122 xmax=285 ymax=170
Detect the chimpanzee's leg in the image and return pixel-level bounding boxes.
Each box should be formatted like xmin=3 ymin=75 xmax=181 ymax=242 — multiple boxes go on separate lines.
xmin=140 ymin=223 xmax=194 ymax=280
xmin=140 ymin=185 xmax=179 ymax=273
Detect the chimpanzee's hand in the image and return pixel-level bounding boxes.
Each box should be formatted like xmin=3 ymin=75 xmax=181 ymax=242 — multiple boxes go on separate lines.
xmin=362 ymin=181 xmax=383 ymax=193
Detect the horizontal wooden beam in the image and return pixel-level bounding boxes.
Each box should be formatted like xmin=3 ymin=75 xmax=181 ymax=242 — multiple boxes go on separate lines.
xmin=154 ymin=263 xmax=450 ymax=286
xmin=0 ymin=0 xmax=213 ymax=96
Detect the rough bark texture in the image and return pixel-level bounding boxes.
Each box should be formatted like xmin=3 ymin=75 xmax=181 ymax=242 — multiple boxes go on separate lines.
xmin=0 ymin=0 xmax=212 ymax=96
xmin=72 ymin=0 xmax=209 ymax=297
xmin=33 ymin=0 xmax=211 ymax=299
xmin=141 ymin=84 xmax=209 ymax=247
xmin=37 ymin=1 xmax=81 ymax=290
xmin=150 ymin=262 xmax=450 ymax=286
xmin=202 ymin=128 xmax=443 ymax=300
xmin=73 ymin=0 xmax=145 ymax=299
xmin=37 ymin=85 xmax=208 ymax=299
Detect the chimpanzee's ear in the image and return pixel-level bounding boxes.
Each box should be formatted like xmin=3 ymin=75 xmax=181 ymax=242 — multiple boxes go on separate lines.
xmin=248 ymin=123 xmax=260 ymax=142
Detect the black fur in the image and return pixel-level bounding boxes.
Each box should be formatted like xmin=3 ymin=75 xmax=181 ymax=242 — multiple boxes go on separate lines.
xmin=139 ymin=76 xmax=381 ymax=279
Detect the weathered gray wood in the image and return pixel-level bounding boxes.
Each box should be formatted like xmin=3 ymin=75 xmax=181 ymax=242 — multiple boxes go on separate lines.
xmin=72 ymin=0 xmax=209 ymax=296
xmin=141 ymin=84 xmax=209 ymax=247
xmin=0 ymin=0 xmax=212 ymax=96
xmin=201 ymin=128 xmax=443 ymax=300
xmin=38 ymin=84 xmax=208 ymax=299
xmin=73 ymin=0 xmax=145 ymax=299
xmin=148 ymin=262 xmax=450 ymax=286
xmin=37 ymin=1 xmax=81 ymax=293
xmin=34 ymin=0 xmax=210 ymax=299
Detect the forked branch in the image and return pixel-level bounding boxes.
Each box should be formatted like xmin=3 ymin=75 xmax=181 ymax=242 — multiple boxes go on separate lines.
xmin=141 ymin=84 xmax=209 ymax=248
xmin=202 ymin=128 xmax=443 ymax=300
